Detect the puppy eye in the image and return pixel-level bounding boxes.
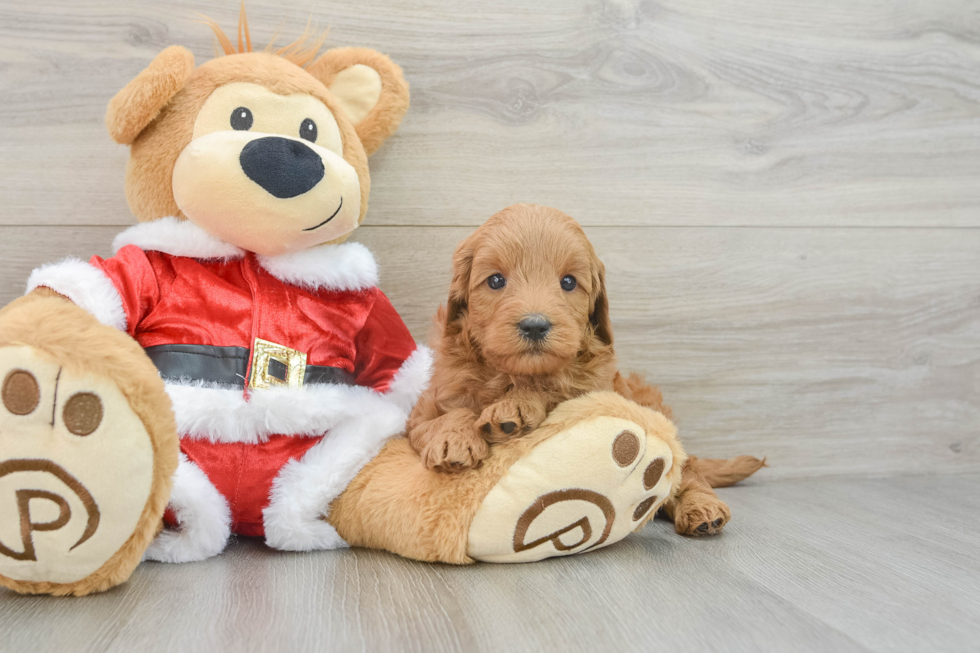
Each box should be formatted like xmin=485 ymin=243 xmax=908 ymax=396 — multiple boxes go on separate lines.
xmin=230 ymin=107 xmax=253 ymax=131
xmin=561 ymin=275 xmax=577 ymax=291
xmin=487 ymin=274 xmax=506 ymax=290
xmin=300 ymin=118 xmax=318 ymax=142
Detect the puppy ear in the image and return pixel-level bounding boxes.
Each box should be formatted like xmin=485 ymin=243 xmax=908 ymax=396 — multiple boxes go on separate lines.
xmin=446 ymin=240 xmax=475 ymax=328
xmin=590 ymin=255 xmax=613 ymax=346
xmin=307 ymin=47 xmax=410 ymax=156
xmin=106 ymin=46 xmax=195 ymax=145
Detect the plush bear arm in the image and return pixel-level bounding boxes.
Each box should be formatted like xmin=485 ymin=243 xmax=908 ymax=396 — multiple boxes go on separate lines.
xmin=25 ymin=246 xmax=162 ymax=334
xmin=351 ymin=290 xmax=418 ymax=393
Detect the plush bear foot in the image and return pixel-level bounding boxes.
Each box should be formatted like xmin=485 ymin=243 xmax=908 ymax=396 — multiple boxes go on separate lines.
xmin=330 ymin=391 xmax=685 ymax=565
xmin=466 ymin=392 xmax=685 ymax=562
xmin=0 ymin=294 xmax=177 ymax=595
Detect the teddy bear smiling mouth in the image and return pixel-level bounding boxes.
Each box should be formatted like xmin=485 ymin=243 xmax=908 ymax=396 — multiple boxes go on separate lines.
xmin=302 ymin=196 xmax=344 ymax=232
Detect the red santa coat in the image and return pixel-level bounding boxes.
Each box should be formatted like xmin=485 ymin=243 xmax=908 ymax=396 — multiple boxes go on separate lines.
xmin=27 ymin=217 xmax=431 ymax=561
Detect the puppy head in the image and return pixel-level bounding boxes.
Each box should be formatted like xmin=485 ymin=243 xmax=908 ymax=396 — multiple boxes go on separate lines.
xmin=447 ymin=204 xmax=612 ymax=376
xmin=105 ymin=14 xmax=409 ymax=256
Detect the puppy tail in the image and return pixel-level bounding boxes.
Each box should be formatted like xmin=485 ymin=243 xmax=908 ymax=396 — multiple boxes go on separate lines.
xmin=613 ymin=372 xmax=766 ymax=487
xmin=692 ymin=455 xmax=767 ymax=488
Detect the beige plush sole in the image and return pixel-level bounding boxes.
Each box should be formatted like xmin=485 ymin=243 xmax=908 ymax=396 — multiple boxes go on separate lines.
xmin=467 ymin=411 xmax=677 ymax=563
xmin=0 ymin=345 xmax=155 ymax=586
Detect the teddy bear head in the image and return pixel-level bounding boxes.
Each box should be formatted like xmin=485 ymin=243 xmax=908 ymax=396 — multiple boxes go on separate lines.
xmin=105 ymin=16 xmax=409 ymax=257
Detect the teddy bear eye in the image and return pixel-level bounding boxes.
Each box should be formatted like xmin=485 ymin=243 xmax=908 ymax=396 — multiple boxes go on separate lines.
xmin=300 ymin=118 xmax=318 ymax=142
xmin=561 ymin=275 xmax=577 ymax=291
xmin=230 ymin=107 xmax=253 ymax=131
xmin=487 ymin=274 xmax=506 ymax=290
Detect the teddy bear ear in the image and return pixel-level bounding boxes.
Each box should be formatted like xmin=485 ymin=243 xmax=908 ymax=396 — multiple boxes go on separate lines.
xmin=307 ymin=47 xmax=410 ymax=156
xmin=106 ymin=46 xmax=195 ymax=145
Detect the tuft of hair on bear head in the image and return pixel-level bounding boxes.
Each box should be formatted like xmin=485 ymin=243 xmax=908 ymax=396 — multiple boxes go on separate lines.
xmin=199 ymin=3 xmax=328 ymax=68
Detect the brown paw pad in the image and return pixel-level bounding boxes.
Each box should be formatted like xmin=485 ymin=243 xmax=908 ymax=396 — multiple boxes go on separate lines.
xmin=612 ymin=430 xmax=640 ymax=466
xmin=685 ymin=513 xmax=728 ymax=537
xmin=2 ymin=369 xmax=40 ymax=416
xmin=62 ymin=393 xmax=103 ymax=437
xmin=632 ymin=495 xmax=658 ymax=521
xmin=643 ymin=458 xmax=665 ymax=490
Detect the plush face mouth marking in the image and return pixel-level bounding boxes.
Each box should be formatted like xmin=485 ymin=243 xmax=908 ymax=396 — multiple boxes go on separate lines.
xmin=303 ymin=197 xmax=343 ymax=232
xmin=171 ymin=82 xmax=362 ymax=257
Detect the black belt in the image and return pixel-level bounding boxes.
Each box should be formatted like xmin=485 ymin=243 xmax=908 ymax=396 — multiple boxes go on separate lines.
xmin=144 ymin=344 xmax=354 ymax=389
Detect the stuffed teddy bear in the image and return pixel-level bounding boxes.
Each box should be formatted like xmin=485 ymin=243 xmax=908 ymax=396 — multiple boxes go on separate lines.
xmin=0 ymin=15 xmax=732 ymax=596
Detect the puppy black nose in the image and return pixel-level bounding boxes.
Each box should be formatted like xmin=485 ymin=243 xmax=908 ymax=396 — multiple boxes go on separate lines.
xmin=240 ymin=136 xmax=325 ymax=199
xmin=518 ymin=315 xmax=552 ymax=341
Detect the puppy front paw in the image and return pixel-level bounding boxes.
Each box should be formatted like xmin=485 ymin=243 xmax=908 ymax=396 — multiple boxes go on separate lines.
xmin=418 ymin=429 xmax=489 ymax=473
xmin=476 ymin=395 xmax=547 ymax=443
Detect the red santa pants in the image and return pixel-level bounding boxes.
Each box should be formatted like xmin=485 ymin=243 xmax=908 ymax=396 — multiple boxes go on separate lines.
xmin=166 ymin=435 xmax=322 ymax=537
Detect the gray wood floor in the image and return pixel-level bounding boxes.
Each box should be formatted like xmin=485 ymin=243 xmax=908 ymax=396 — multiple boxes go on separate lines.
xmin=1 ymin=0 xmax=978 ymax=651
xmin=1 ymin=474 xmax=977 ymax=653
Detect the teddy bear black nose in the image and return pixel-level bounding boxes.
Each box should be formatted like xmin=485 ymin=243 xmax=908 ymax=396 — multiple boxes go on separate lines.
xmin=239 ymin=136 xmax=325 ymax=199
xmin=518 ymin=314 xmax=552 ymax=342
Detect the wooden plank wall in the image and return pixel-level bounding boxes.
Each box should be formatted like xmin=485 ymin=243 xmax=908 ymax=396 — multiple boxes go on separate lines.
xmin=0 ymin=0 xmax=977 ymax=479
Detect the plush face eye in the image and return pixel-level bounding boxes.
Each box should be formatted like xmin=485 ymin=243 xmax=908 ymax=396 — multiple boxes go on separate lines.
xmin=230 ymin=107 xmax=253 ymax=131
xmin=300 ymin=118 xmax=318 ymax=143
xmin=487 ymin=274 xmax=506 ymax=290
xmin=561 ymin=275 xmax=577 ymax=291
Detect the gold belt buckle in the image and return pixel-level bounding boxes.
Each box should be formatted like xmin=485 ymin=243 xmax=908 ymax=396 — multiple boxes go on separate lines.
xmin=248 ymin=338 xmax=308 ymax=389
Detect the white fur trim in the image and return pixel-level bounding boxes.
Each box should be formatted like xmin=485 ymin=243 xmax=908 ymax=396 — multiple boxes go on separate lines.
xmin=256 ymin=242 xmax=378 ymax=293
xmin=112 ymin=216 xmax=244 ymax=261
xmin=167 ymin=380 xmax=410 ymax=444
xmin=143 ymin=454 xmax=231 ymax=563
xmin=262 ymin=394 xmax=408 ymax=551
xmin=385 ymin=345 xmax=433 ymax=413
xmin=110 ymin=217 xmax=378 ymax=292
xmin=26 ymin=258 xmax=127 ymax=330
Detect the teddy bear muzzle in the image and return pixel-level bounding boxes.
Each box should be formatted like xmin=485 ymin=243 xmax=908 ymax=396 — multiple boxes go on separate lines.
xmin=171 ymin=129 xmax=362 ymax=256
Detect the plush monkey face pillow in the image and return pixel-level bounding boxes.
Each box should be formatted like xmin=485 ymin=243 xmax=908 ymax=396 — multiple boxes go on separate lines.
xmin=107 ymin=26 xmax=408 ymax=255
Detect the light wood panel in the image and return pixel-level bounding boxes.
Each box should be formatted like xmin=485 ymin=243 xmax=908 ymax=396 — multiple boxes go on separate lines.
xmin=2 ymin=474 xmax=979 ymax=653
xmin=0 ymin=224 xmax=976 ymax=479
xmin=1 ymin=2 xmax=978 ymax=645
xmin=1 ymin=0 xmax=979 ymax=227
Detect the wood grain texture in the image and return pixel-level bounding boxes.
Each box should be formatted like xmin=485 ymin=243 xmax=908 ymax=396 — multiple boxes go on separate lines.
xmin=1 ymin=0 xmax=980 ymax=226
xmin=2 ymin=474 xmax=978 ymax=653
xmin=0 ymin=224 xmax=976 ymax=479
xmin=1 ymin=2 xmax=978 ymax=650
